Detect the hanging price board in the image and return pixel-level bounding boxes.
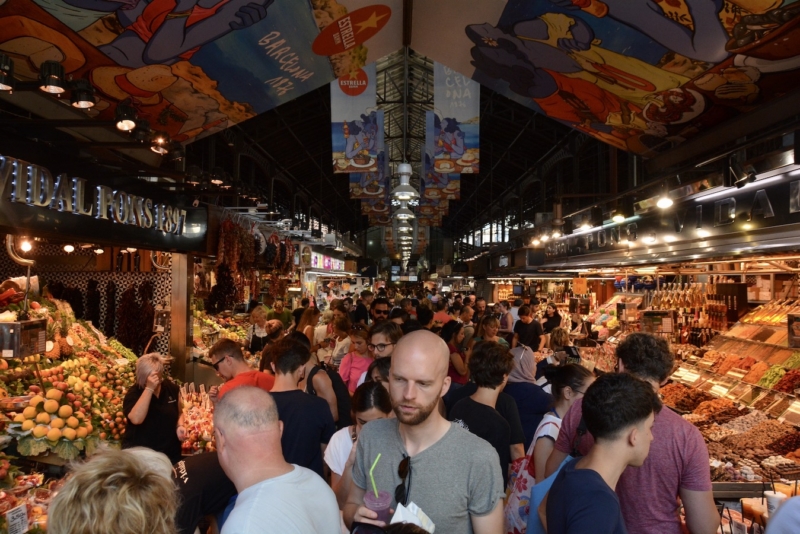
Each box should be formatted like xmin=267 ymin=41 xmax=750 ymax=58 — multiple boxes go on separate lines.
xmin=572 ymin=278 xmax=588 ymax=295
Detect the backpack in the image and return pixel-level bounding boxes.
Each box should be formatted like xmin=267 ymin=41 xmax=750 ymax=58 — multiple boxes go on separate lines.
xmin=307 ymin=363 xmax=353 ymax=430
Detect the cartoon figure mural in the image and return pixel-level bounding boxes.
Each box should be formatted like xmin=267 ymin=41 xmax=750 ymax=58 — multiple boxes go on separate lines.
xmin=413 ymin=0 xmax=800 ymax=156
xmin=1 ymin=0 xmax=401 ymax=145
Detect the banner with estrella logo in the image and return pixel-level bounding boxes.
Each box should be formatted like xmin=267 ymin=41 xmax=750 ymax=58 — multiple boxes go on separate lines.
xmin=332 ymin=63 xmax=382 ymax=174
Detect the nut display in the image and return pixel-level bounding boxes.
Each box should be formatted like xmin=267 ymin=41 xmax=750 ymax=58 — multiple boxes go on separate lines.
xmin=721 ymin=410 xmax=769 ymax=433
xmin=767 ymin=433 xmax=800 ymax=456
xmin=694 ymin=398 xmax=736 ymax=416
xmin=722 ymin=419 xmax=795 ymax=449
xmin=659 ymin=383 xmax=714 ymax=412
xmin=774 ymin=370 xmax=800 ymax=394
xmin=742 ymin=361 xmax=771 ymax=384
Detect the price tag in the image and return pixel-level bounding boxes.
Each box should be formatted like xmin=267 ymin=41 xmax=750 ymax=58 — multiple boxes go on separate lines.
xmin=2 ymin=350 xmax=12 ymax=358
xmin=572 ymin=278 xmax=588 ymax=295
xmin=731 ymin=520 xmax=747 ymax=534
xmin=5 ymin=503 xmax=28 ymax=534
xmin=115 ymin=359 xmax=130 ymax=367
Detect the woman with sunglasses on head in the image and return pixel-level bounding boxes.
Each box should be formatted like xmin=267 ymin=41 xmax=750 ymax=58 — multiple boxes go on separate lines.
xmin=325 ymin=381 xmax=393 ymax=508
xmin=328 ymin=316 xmax=352 ymax=367
xmin=339 ymin=324 xmax=373 ymax=395
xmin=504 ymin=364 xmax=594 ymax=534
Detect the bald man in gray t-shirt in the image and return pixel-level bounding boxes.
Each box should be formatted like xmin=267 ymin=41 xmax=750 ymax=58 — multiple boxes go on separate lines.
xmin=344 ymin=331 xmax=504 ymax=533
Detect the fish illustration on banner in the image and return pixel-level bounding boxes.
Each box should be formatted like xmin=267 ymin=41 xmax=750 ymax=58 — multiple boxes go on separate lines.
xmin=432 ymin=61 xmax=480 ymax=174
xmin=332 ymin=63 xmax=382 ymax=173
xmin=412 ymin=0 xmax=800 ymax=157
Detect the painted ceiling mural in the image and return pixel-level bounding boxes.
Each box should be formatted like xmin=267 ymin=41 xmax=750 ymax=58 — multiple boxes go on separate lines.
xmin=413 ymin=0 xmax=800 ymax=157
xmin=0 ymin=0 xmax=401 ymax=142
xmin=4 ymin=0 xmax=800 ymax=158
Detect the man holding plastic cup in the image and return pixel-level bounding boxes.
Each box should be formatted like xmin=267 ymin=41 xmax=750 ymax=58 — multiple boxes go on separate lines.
xmin=343 ymin=330 xmax=504 ymax=533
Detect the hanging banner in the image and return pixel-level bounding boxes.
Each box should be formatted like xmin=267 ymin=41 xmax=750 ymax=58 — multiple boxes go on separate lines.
xmin=432 ymin=61 xmax=480 ymax=173
xmin=349 ymin=123 xmax=387 ymax=198
xmin=332 ymin=64 xmax=382 ymax=173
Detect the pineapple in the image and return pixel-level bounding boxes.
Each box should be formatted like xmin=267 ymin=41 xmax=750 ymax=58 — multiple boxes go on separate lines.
xmin=46 ymin=321 xmax=57 ymax=342
xmin=59 ymin=336 xmax=74 ymax=358
xmin=45 ymin=340 xmax=61 ymax=360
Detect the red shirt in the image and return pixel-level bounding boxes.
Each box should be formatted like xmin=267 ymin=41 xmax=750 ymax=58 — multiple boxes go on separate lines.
xmin=218 ymin=370 xmax=274 ymax=399
xmin=446 ymin=343 xmax=468 ymax=385
xmin=554 ymin=397 xmax=712 ymax=534
xmin=433 ymin=311 xmax=453 ymax=325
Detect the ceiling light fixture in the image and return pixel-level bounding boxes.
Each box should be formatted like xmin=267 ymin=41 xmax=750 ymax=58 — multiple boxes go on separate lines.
xmin=643 ymin=233 xmax=657 ymax=244
xmin=590 ymin=206 xmax=604 ymax=227
xmin=394 ymin=200 xmax=415 ymax=220
xmin=150 ymin=131 xmax=170 ymax=155
xmin=730 ymin=157 xmax=756 ymax=189
xmin=551 ymin=229 xmax=561 ymax=239
xmin=115 ymin=100 xmax=137 ymax=131
xmin=656 ymin=184 xmax=673 ymax=209
xmin=578 ymin=216 xmax=592 ymax=231
xmin=0 ymin=53 xmax=14 ymax=91
xmin=63 ymin=244 xmax=74 ymax=253
xmin=391 ymin=163 xmax=418 ymax=201
xmin=185 ymin=165 xmax=202 ymax=186
xmin=126 ymin=247 xmax=137 ymax=252
xmin=19 ymin=238 xmax=32 ymax=252
xmin=39 ymin=60 xmax=65 ymax=94
xmin=70 ymin=79 xmax=95 ymax=108
xmin=94 ymin=248 xmax=104 ymax=255
xmin=540 ymin=234 xmax=550 ymax=242
xmin=696 ymin=228 xmax=710 ymax=238
xmin=131 ymin=119 xmax=151 ymax=142
xmin=532 ymin=237 xmax=540 ymax=246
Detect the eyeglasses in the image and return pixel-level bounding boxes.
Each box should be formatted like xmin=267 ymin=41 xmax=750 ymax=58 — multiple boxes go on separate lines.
xmin=394 ymin=455 xmax=411 ymax=506
xmin=373 ymin=309 xmax=389 ymax=315
xmin=368 ymin=343 xmax=394 ymax=352
xmin=210 ymin=355 xmax=226 ymax=371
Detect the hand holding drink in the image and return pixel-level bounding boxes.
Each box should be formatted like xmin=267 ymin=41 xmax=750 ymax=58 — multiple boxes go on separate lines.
xmin=361 ymin=453 xmax=393 ymax=525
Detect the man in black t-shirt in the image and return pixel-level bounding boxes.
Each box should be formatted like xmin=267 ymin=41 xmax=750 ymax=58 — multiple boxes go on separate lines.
xmin=173 ymin=452 xmax=237 ymax=534
xmin=449 ymin=341 xmax=516 ymax=486
xmin=292 ymin=298 xmax=309 ymax=329
xmin=512 ymin=305 xmax=545 ymax=351
xmin=269 ymin=339 xmax=336 ymax=478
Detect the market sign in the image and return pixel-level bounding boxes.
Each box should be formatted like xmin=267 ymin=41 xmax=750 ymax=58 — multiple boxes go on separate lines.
xmin=544 ymin=169 xmax=800 ymax=263
xmin=0 ymin=154 xmax=207 ymax=253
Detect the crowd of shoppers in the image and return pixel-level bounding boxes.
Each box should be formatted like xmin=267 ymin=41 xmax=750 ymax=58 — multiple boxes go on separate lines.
xmin=68 ymin=290 xmax=760 ymax=534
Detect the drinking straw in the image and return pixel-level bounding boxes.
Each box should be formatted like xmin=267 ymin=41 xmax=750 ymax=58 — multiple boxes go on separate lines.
xmin=770 ymin=473 xmax=776 ymax=494
xmin=369 ymin=453 xmax=382 ymax=498
xmin=726 ymin=507 xmax=734 ymax=534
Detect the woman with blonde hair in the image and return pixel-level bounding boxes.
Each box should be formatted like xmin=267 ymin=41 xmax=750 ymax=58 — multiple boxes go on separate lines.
xmin=471 ymin=315 xmax=509 ymax=348
xmin=122 ymin=353 xmax=184 ymax=463
xmin=49 ymin=447 xmax=178 ymax=534
xmin=245 ymin=305 xmax=271 ymax=354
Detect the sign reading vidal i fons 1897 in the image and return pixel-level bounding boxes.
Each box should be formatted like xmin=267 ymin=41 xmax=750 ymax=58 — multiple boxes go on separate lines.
xmin=0 ymin=154 xmax=208 ymax=252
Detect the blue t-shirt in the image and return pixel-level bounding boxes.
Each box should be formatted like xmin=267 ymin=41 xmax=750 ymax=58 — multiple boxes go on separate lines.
xmin=503 ymin=381 xmax=553 ymax=450
xmin=546 ymin=458 xmax=627 ymax=534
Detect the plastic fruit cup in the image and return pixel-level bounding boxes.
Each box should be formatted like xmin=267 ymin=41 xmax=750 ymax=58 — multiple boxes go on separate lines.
xmin=364 ymin=490 xmax=392 ymax=524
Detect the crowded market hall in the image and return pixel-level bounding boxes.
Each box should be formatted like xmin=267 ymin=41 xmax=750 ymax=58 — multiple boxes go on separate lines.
xmin=3 ymin=1 xmax=800 ymax=533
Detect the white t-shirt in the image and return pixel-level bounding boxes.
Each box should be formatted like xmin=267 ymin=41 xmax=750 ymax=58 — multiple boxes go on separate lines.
xmin=533 ymin=413 xmax=562 ymax=443
xmin=356 ymin=371 xmax=367 ymax=388
xmin=323 ymin=426 xmax=354 ymax=476
xmin=767 ymin=496 xmax=800 ymax=534
xmin=331 ymin=337 xmax=351 ymax=365
xmin=221 ymin=465 xmax=340 ymax=534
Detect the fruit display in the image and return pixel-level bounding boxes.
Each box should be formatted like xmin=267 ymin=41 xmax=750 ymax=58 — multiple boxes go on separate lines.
xmin=180 ymin=385 xmax=215 ymax=455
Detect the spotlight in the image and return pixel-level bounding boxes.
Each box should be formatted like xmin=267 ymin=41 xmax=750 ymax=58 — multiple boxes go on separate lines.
xmin=540 ymin=234 xmax=550 ymax=242
xmin=643 ymin=233 xmax=657 ymax=244
xmin=94 ymin=248 xmax=104 ymax=254
xmin=532 ymin=237 xmax=540 ymax=246
xmin=211 ymin=167 xmax=225 ymax=186
xmin=150 ymin=131 xmax=170 ymax=155
xmin=656 ymin=184 xmax=673 ymax=209
xmin=185 ymin=165 xmax=202 ymax=186
xmin=20 ymin=238 xmax=32 ymax=252
xmin=578 ymin=216 xmax=592 ymax=231
xmin=126 ymin=247 xmax=137 ymax=252
xmin=131 ymin=119 xmax=151 ymax=142
xmin=0 ymin=53 xmax=14 ymax=91
xmin=612 ymin=196 xmax=635 ymax=223
xmin=39 ymin=60 xmax=65 ymax=94
xmin=70 ymin=79 xmax=95 ymax=108
xmin=551 ymin=230 xmax=561 ymax=239
xmin=63 ymin=244 xmax=74 ymax=253
xmin=115 ymin=100 xmax=137 ymax=131
xmin=696 ymin=228 xmax=710 ymax=238
xmin=730 ymin=157 xmax=756 ymax=189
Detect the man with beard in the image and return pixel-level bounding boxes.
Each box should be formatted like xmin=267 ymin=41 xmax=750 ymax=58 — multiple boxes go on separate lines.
xmin=343 ymin=331 xmax=503 ymax=533
xmin=371 ymin=297 xmax=391 ymax=324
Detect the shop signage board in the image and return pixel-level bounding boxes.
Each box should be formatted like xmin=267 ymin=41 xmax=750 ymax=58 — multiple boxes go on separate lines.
xmin=544 ymin=170 xmax=800 ymax=264
xmin=0 ymin=154 xmax=207 ymax=253
xmin=572 ymin=277 xmax=588 ymax=295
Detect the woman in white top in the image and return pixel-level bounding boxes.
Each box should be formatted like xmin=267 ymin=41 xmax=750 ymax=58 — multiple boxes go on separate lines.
xmin=324 ymin=381 xmax=392 ymax=508
xmin=327 ymin=316 xmax=352 ymax=367
xmin=504 ymin=363 xmax=594 ymax=534
xmin=314 ymin=310 xmax=334 ymax=362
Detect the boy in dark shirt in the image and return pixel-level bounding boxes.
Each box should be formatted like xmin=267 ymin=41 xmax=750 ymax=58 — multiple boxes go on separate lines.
xmin=449 ymin=340 xmax=516 ymax=486
xmin=542 ymin=373 xmax=662 ymax=534
xmin=512 ymin=306 xmax=544 ymax=351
